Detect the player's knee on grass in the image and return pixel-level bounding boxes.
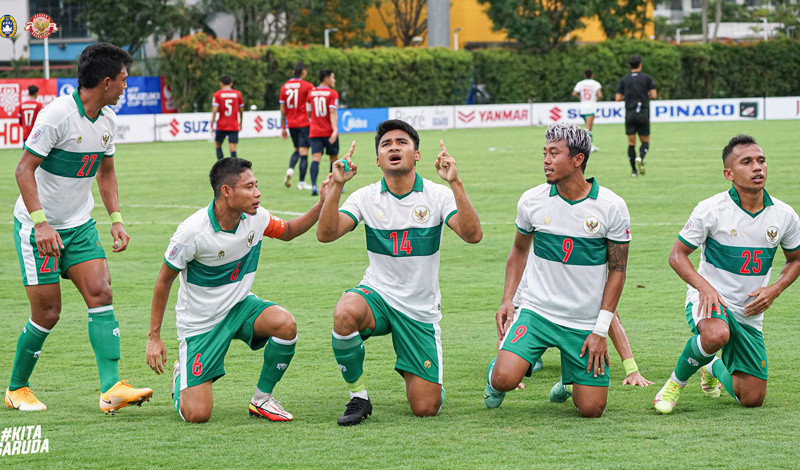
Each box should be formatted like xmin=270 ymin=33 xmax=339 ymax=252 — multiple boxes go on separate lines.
xmin=733 ymin=374 xmax=766 ymax=407
xmin=490 ymin=364 xmax=524 ymax=393
xmin=573 ymin=385 xmax=607 ymax=418
xmin=180 ymin=400 xmax=213 ymax=423
xmin=410 ymin=396 xmax=441 ymax=417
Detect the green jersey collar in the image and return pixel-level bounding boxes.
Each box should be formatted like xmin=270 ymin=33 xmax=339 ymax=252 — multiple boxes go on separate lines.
xmin=728 ymin=185 xmax=772 ymax=218
xmin=549 ymin=177 xmax=599 ymax=205
xmin=208 ymin=201 xmax=245 ymax=233
xmin=72 ymin=88 xmax=104 ymax=122
xmin=380 ymin=173 xmax=423 ymax=199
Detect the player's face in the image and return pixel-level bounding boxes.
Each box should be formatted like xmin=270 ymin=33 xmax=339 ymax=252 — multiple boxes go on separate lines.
xmin=104 ymin=65 xmax=128 ymax=106
xmin=724 ymin=143 xmax=767 ymax=193
xmin=377 ymin=129 xmax=420 ymax=176
xmin=542 ymin=139 xmax=581 ymax=184
xmin=327 ymin=73 xmax=336 ymax=88
xmin=228 ymin=169 xmax=262 ymax=215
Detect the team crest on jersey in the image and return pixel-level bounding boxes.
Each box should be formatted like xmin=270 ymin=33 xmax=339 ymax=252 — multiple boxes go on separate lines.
xmin=101 ymin=131 xmax=111 ymax=148
xmin=765 ymin=226 xmax=779 ymax=243
xmin=412 ymin=206 xmax=430 ymax=224
xmin=247 ymin=231 xmax=255 ymax=247
xmin=217 ymin=250 xmax=225 ymax=258
xmin=544 ymin=216 xmax=551 ymax=225
xmin=583 ymin=216 xmax=600 ymax=234
xmin=729 ymin=229 xmax=737 ymax=238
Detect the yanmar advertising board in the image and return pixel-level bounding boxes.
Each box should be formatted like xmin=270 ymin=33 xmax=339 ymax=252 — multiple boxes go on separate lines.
xmin=388 ymin=106 xmax=453 ymax=130
xmin=454 ymin=104 xmax=531 ymax=129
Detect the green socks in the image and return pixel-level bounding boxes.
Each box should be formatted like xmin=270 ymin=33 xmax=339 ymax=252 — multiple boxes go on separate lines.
xmin=332 ymin=331 xmax=365 ymax=391
xmin=674 ymin=334 xmax=715 ymax=383
xmin=257 ymin=336 xmax=297 ymax=394
xmin=8 ymin=320 xmax=50 ymax=391
xmin=88 ymin=306 xmax=121 ymax=393
xmin=709 ymin=358 xmax=738 ymax=402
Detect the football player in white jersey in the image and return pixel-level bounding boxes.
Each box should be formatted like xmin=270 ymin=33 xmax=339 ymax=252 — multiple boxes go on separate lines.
xmin=572 ymin=69 xmax=602 ymax=152
xmin=317 ymin=119 xmax=482 ymax=425
xmin=146 ymin=157 xmax=329 ymax=423
xmin=654 ymin=134 xmax=800 ymax=414
xmin=6 ymin=43 xmax=153 ymax=414
xmin=484 ymin=122 xmax=631 ymax=418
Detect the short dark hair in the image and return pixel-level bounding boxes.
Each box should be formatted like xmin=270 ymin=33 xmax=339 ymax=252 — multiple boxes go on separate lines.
xmin=28 ymin=85 xmax=39 ymax=95
xmin=220 ymin=74 xmax=233 ymax=85
xmin=722 ymin=134 xmax=757 ymax=166
xmin=375 ymin=119 xmax=420 ymax=154
xmin=584 ymin=69 xmax=593 ymax=79
xmin=210 ymin=157 xmax=253 ymax=199
xmin=318 ymin=69 xmax=334 ymax=84
xmin=293 ymin=61 xmax=306 ymax=79
xmin=629 ymin=54 xmax=642 ymax=69
xmin=77 ymin=43 xmax=132 ymax=89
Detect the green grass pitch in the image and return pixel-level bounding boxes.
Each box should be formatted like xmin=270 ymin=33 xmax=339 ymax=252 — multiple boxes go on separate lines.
xmin=1 ymin=120 xmax=799 ymax=468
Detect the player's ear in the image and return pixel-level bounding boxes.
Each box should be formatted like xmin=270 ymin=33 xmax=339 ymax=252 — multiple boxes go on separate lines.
xmin=414 ymin=150 xmax=421 ymax=162
xmin=722 ymin=167 xmax=734 ymax=182
xmin=220 ymin=184 xmax=233 ymax=197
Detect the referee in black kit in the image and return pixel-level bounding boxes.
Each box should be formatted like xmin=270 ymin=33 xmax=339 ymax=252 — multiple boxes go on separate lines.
xmin=615 ymin=54 xmax=657 ymax=177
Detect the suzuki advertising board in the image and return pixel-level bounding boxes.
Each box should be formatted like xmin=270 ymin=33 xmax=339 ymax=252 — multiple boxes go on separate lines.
xmin=532 ymin=101 xmax=626 ymax=125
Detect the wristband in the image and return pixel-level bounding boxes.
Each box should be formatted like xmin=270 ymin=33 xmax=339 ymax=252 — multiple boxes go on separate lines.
xmin=622 ymin=358 xmax=639 ymax=376
xmin=30 ymin=210 xmax=47 ymax=225
xmin=592 ymin=309 xmax=614 ymax=338
xmin=109 ymin=211 xmax=124 ymax=224
xmin=338 ymin=159 xmax=350 ymax=173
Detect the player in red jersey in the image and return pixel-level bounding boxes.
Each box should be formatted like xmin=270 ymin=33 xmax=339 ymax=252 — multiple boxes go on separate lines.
xmin=17 ymin=85 xmax=44 ymax=141
xmin=307 ymin=70 xmax=339 ymax=196
xmin=280 ymin=62 xmax=314 ymax=190
xmin=210 ymin=75 xmax=244 ymax=160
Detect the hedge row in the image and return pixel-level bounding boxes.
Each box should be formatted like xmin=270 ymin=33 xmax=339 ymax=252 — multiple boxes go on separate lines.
xmin=158 ymin=33 xmax=800 ymax=112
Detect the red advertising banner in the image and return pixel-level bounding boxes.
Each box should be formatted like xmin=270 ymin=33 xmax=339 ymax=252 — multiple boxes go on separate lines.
xmin=160 ymin=77 xmax=177 ymax=114
xmin=0 ymin=78 xmax=58 ymax=119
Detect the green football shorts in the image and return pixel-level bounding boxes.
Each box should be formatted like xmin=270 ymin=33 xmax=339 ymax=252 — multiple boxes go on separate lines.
xmin=686 ymin=302 xmax=768 ymax=380
xmin=177 ymin=294 xmax=276 ymax=391
xmin=348 ymin=285 xmax=443 ymax=385
xmin=14 ymin=217 xmax=106 ymax=286
xmin=500 ymin=308 xmax=610 ymax=387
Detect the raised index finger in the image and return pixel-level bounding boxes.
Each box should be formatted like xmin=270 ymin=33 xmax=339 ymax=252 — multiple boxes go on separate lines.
xmin=439 ymin=139 xmax=447 ymax=154
xmin=346 ymin=140 xmax=357 ymax=158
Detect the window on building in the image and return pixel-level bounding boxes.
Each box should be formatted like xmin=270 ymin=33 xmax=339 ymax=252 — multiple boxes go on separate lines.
xmin=28 ymin=0 xmax=89 ymax=39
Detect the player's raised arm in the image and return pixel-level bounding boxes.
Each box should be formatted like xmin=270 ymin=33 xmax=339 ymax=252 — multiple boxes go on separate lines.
xmin=317 ymin=141 xmax=358 ymax=242
xmin=438 ymin=141 xmax=482 ymax=244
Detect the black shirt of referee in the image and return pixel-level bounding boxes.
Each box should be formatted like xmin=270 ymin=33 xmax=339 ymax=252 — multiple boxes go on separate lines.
xmin=615 ymin=54 xmax=657 ymax=176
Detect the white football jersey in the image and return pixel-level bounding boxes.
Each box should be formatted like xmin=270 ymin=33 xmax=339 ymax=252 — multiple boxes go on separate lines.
xmin=516 ymin=179 xmax=631 ymax=330
xmin=14 ymin=90 xmax=117 ymax=229
xmin=164 ymin=204 xmax=286 ymax=339
xmin=573 ymin=79 xmax=602 ymax=115
xmin=678 ymin=187 xmax=800 ymax=331
xmin=340 ymin=174 xmax=457 ymax=323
